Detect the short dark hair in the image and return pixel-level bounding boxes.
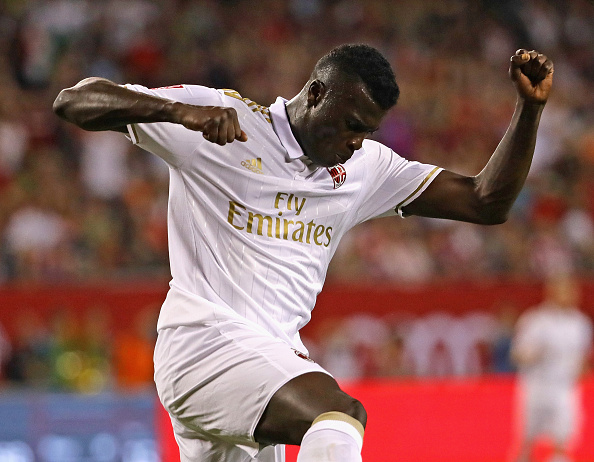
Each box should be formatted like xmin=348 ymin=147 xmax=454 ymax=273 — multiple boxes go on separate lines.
xmin=314 ymin=44 xmax=399 ymax=110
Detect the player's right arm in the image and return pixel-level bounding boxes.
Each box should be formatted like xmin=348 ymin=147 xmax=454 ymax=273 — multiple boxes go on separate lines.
xmin=510 ymin=312 xmax=544 ymax=368
xmin=511 ymin=343 xmax=542 ymax=368
xmin=53 ymin=77 xmax=247 ymax=145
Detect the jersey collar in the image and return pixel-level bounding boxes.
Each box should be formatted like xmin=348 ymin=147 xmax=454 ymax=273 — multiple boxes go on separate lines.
xmin=270 ymin=96 xmax=308 ymax=161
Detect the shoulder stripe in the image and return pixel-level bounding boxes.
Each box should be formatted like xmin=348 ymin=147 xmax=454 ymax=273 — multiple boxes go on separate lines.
xmin=222 ymin=89 xmax=243 ymax=101
xmin=129 ymin=124 xmax=140 ymax=144
xmin=395 ymin=166 xmax=441 ymax=212
xmin=221 ymin=89 xmax=271 ymax=124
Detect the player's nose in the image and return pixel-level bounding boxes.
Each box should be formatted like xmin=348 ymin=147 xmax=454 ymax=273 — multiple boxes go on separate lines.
xmin=347 ymin=136 xmax=364 ymax=153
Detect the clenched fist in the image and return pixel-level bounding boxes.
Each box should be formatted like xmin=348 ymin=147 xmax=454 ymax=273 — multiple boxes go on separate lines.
xmin=509 ymin=49 xmax=554 ymax=105
xmin=173 ymin=104 xmax=248 ymax=146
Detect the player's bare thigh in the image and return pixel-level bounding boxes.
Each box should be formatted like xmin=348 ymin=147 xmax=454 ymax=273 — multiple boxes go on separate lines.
xmin=254 ymin=372 xmax=367 ymax=446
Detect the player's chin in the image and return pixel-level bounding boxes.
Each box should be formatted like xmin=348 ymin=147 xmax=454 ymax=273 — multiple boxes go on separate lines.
xmin=321 ymin=153 xmax=346 ymax=167
xmin=308 ymin=155 xmax=334 ymax=168
xmin=334 ymin=153 xmax=351 ymax=165
xmin=324 ymin=159 xmax=342 ymax=168
xmin=308 ymin=151 xmax=344 ymax=168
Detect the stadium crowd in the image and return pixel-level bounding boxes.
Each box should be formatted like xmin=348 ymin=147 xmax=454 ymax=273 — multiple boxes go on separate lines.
xmin=0 ymin=302 xmax=157 ymax=392
xmin=0 ymin=301 xmax=517 ymax=391
xmin=0 ymin=0 xmax=593 ymax=389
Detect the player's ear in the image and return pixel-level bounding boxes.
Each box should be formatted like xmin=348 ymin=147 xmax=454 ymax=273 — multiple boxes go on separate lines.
xmin=307 ymin=79 xmax=326 ymax=107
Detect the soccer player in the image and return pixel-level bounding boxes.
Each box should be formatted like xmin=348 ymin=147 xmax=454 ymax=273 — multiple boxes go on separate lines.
xmin=511 ymin=275 xmax=592 ymax=462
xmin=53 ymin=44 xmax=553 ymax=462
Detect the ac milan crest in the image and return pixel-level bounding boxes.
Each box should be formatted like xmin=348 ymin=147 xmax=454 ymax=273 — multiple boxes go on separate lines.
xmin=327 ymin=165 xmax=346 ymax=189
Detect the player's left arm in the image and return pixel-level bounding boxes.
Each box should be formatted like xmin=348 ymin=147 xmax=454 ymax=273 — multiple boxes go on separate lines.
xmin=402 ymin=50 xmax=554 ymax=224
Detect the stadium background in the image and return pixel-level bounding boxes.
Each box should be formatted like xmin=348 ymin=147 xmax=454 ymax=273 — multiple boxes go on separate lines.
xmin=0 ymin=0 xmax=593 ymax=461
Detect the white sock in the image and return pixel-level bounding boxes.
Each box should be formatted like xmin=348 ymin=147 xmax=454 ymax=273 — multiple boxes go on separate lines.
xmin=548 ymin=455 xmax=570 ymax=462
xmin=296 ymin=412 xmax=364 ymax=462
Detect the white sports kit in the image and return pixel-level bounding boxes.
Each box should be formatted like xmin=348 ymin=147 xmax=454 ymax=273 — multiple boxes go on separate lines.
xmin=125 ymin=84 xmax=442 ymax=461
xmin=515 ymin=304 xmax=592 ymax=444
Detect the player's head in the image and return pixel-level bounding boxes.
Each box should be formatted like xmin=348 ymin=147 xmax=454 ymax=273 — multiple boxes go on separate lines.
xmin=544 ymin=274 xmax=581 ymax=309
xmin=313 ymin=44 xmax=400 ymax=111
xmin=292 ymin=44 xmax=399 ymax=167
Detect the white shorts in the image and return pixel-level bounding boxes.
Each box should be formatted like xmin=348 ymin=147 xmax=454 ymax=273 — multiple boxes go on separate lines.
xmin=519 ymin=381 xmax=581 ymax=444
xmin=154 ymin=320 xmax=330 ymax=462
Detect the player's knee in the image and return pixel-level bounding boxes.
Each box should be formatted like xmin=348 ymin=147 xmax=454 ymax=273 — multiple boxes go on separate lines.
xmin=312 ymin=394 xmax=367 ymax=429
xmin=255 ymin=373 xmax=367 ymax=445
xmin=352 ymin=398 xmax=367 ymax=427
xmin=313 ymin=389 xmax=366 ymax=430
xmin=287 ymin=398 xmax=366 ymax=444
xmin=342 ymin=397 xmax=367 ymax=428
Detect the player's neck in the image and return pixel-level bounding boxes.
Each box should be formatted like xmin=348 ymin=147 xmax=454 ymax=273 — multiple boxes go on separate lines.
xmin=285 ymin=95 xmax=308 ymax=156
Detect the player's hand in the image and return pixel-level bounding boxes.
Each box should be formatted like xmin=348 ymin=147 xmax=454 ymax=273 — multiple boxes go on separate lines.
xmin=175 ymin=104 xmax=248 ymax=145
xmin=509 ymin=49 xmax=554 ymax=105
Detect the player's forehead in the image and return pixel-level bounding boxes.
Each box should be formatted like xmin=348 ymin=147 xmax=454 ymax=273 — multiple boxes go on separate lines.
xmin=330 ymin=79 xmax=386 ymax=126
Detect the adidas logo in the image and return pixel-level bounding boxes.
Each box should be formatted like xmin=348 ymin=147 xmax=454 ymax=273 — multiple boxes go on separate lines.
xmin=241 ymin=157 xmax=263 ymax=174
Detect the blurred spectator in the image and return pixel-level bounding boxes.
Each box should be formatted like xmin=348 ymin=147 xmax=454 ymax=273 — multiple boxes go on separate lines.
xmin=42 ymin=306 xmax=112 ymax=393
xmin=113 ymin=305 xmax=157 ymax=390
xmin=490 ymin=301 xmax=519 ymax=374
xmin=47 ymin=307 xmax=83 ymax=391
xmin=0 ymin=85 xmax=29 ymax=185
xmin=79 ymin=131 xmax=130 ymax=200
xmin=317 ymin=317 xmax=363 ymax=380
xmin=4 ymin=309 xmax=51 ymax=387
xmin=0 ymin=321 xmax=10 ymax=382
xmin=375 ymin=331 xmax=413 ymax=378
xmin=77 ymin=307 xmax=112 ymax=393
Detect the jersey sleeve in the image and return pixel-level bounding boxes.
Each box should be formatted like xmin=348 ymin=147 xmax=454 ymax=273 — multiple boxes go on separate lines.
xmin=354 ymin=140 xmax=442 ymax=224
xmin=123 ymin=84 xmax=223 ymax=168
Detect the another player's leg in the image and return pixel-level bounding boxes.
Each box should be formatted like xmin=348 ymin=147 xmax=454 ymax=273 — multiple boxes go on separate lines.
xmin=254 ymin=372 xmax=366 ymax=461
xmin=547 ymin=387 xmax=577 ymax=462
xmin=513 ymin=437 xmax=532 ymax=462
xmin=550 ymin=443 xmax=571 ymax=462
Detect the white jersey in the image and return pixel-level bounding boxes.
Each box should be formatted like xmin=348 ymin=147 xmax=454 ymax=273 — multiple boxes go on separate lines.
xmin=125 ymin=84 xmax=442 ymax=351
xmin=514 ymin=304 xmax=592 ymax=388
